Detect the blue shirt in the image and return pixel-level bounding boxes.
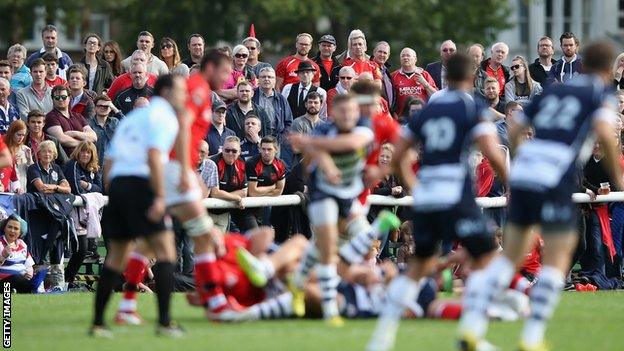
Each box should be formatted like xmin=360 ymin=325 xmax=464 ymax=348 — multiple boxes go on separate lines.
xmin=240 ymin=138 xmax=260 ymax=161
xmin=10 ymin=65 xmax=32 ymax=91
xmin=206 ymin=124 xmax=236 ymax=156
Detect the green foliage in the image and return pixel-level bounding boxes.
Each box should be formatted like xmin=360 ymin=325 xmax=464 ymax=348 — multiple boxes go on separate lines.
xmin=1 ymin=0 xmax=512 ymax=64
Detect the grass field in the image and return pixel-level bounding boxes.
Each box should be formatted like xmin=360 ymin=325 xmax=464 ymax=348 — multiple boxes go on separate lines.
xmin=8 ymin=291 xmax=624 ymax=351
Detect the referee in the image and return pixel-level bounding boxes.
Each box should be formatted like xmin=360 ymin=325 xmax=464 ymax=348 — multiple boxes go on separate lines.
xmin=90 ymin=74 xmax=187 ymax=338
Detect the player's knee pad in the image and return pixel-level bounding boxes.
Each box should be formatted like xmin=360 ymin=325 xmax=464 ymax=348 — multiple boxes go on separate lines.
xmin=308 ymin=198 xmax=339 ymax=227
xmin=345 ymin=216 xmax=371 ymax=241
xmin=462 ymin=234 xmax=497 ymax=259
xmin=182 ymin=214 xmax=214 ymax=238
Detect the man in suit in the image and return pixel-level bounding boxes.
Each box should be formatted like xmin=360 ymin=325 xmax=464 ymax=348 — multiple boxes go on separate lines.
xmin=281 ymin=61 xmax=327 ymax=119
xmin=425 ymin=39 xmax=456 ymax=90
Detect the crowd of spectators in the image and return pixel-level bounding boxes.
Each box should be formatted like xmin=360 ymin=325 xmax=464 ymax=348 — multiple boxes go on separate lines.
xmin=0 ymin=22 xmax=623 ymax=293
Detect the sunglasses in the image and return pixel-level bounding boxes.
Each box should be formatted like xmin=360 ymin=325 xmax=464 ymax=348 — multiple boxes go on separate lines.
xmin=442 ymin=48 xmax=455 ymax=52
xmin=234 ymin=53 xmax=248 ymax=59
xmin=510 ymin=64 xmax=522 ymax=70
xmin=52 ymin=95 xmax=69 ymax=101
xmin=161 ymin=44 xmax=173 ymax=49
xmin=339 ymin=76 xmax=353 ymax=80
xmin=223 ymin=148 xmax=239 ymax=154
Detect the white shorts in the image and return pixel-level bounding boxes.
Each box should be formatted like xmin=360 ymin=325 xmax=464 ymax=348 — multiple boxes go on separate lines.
xmin=164 ymin=160 xmax=203 ymax=207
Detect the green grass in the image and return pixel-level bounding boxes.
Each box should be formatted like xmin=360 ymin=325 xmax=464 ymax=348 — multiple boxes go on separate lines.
xmin=8 ymin=292 xmax=624 ymax=351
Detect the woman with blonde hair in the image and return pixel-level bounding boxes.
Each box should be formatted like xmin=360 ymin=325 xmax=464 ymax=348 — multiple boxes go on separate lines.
xmin=505 ymin=55 xmax=542 ymax=106
xmin=612 ymin=52 xmax=624 ymax=89
xmin=159 ymin=37 xmax=189 ymax=77
xmin=63 ymin=141 xmax=102 ymax=195
xmin=26 ymin=140 xmax=71 ymax=194
xmin=3 ymin=120 xmax=33 ymax=192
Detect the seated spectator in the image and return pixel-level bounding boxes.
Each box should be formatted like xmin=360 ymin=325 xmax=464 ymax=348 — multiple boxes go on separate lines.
xmin=133 ymin=97 xmax=150 ymax=109
xmin=240 ymin=114 xmax=262 ymax=161
xmin=0 ymin=215 xmax=46 ymax=293
xmin=0 ymin=61 xmax=17 ymax=108
xmin=159 ymin=37 xmax=189 ymax=76
xmin=7 ymin=44 xmax=32 ymax=91
xmin=0 ymin=77 xmax=19 ymax=134
xmin=80 ymin=33 xmax=115 ymax=94
xmin=16 ymin=59 xmax=53 ymax=119
xmin=89 ymin=94 xmax=121 ymax=168
xmin=198 ymin=140 xmax=218 ymax=198
xmin=67 ymin=65 xmax=96 ymax=120
xmin=504 ymin=56 xmax=542 ymax=106
xmin=498 ymin=102 xmax=523 ymax=146
xmin=4 ymin=120 xmax=33 ymax=192
xmin=206 ymin=99 xmax=235 ymax=156
xmin=291 ymin=91 xmax=323 ymax=135
xmin=64 ymin=141 xmax=102 ymax=195
xmin=26 ymin=140 xmax=71 ymax=194
xmin=209 ymin=136 xmax=257 ymax=233
xmin=106 ymin=51 xmax=157 ymax=101
xmin=368 ymin=144 xmax=406 ymax=222
xmin=225 ymin=81 xmax=270 ymax=139
xmin=246 ymin=136 xmax=286 ymax=197
xmin=42 ymin=53 xmax=67 ymax=88
xmin=44 ymin=85 xmax=97 ymax=156
xmin=113 ymin=62 xmax=154 ymax=114
xmin=25 ymin=110 xmax=68 ymax=165
xmin=326 ymin=66 xmax=356 ymax=117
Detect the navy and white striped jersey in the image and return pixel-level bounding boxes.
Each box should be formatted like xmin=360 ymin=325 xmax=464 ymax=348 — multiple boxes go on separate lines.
xmin=308 ymin=120 xmax=374 ymax=199
xmin=403 ymin=90 xmax=497 ymax=211
xmin=510 ymin=75 xmax=617 ymax=191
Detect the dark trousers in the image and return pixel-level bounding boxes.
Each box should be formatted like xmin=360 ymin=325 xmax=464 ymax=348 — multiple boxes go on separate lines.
xmin=230 ymin=209 xmax=258 ymax=233
xmin=65 ymin=234 xmax=88 ymax=283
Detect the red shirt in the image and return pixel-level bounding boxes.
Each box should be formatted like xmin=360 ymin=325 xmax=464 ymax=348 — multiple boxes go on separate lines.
xmin=342 ymin=57 xmax=381 ymax=81
xmin=321 ymin=58 xmax=333 ymax=76
xmin=45 ymin=76 xmax=67 ymax=88
xmin=521 ymin=235 xmax=543 ymax=276
xmin=485 ymin=64 xmax=506 ymax=97
xmin=0 ymin=139 xmax=16 ymax=191
xmin=107 ymin=72 xmax=157 ymax=101
xmin=391 ymin=68 xmax=437 ymax=114
xmin=275 ymin=56 xmax=321 ymax=87
xmin=366 ymin=111 xmax=401 ymax=166
xmin=216 ymin=234 xmax=265 ymax=307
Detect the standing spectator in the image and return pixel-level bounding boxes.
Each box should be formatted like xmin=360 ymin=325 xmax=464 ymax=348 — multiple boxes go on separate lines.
xmin=497 ymin=101 xmax=522 ymax=147
xmin=113 ymin=62 xmax=154 ymax=115
xmin=341 ymin=29 xmax=381 ymax=86
xmin=121 ymin=31 xmax=168 ymax=76
xmin=475 ymin=42 xmax=510 ymax=99
xmin=425 ymin=39 xmax=456 ymax=90
xmin=209 ymin=136 xmax=257 ymax=232
xmin=391 ymin=47 xmax=438 ymax=115
xmin=528 ymin=36 xmax=556 ymax=85
xmin=89 ymin=94 xmax=121 ymax=168
xmin=312 ymin=34 xmax=339 ymax=91
xmin=44 ymin=85 xmax=97 ymax=156
xmin=25 ymin=25 xmax=73 ymax=80
xmin=467 ymin=43 xmax=485 ymax=70
xmin=0 ymin=63 xmax=16 ymax=108
xmin=42 ymin=53 xmax=67 ymax=88
xmin=0 ymin=215 xmax=46 ymax=293
xmin=4 ymin=120 xmax=33 ymax=191
xmin=326 ymin=66 xmax=356 ymax=116
xmin=240 ymin=115 xmax=262 ymax=161
xmin=546 ymin=32 xmax=582 ymax=86
xmin=225 ymin=81 xmax=269 ymax=139
xmin=217 ymin=45 xmax=257 ymax=101
xmin=198 ymin=140 xmax=218 ymax=198
xmin=24 ymin=110 xmax=68 ymax=165
xmin=15 ymin=59 xmax=53 ymax=119
xmin=206 ymin=99 xmax=235 ymax=156
xmin=281 ymin=61 xmax=327 ymax=119
xmin=7 ymin=44 xmax=32 ymax=91
xmin=372 ymin=41 xmax=396 ymax=113
xmin=252 ymin=67 xmax=293 ymax=146
xmin=67 ymin=65 xmax=96 ymax=120
xmin=505 ymin=56 xmax=542 ymax=106
xmin=0 ymin=78 xmax=19 ymax=133
xmin=246 ymin=136 xmax=286 ymax=197
xmin=182 ymin=34 xmax=205 ymax=68
xmin=483 ymin=77 xmax=506 ymax=117
xmin=80 ymin=34 xmax=115 ymax=94
xmin=275 ymin=33 xmax=321 ymax=90
xmin=102 ymin=41 xmax=123 ymax=77
xmin=243 ymin=37 xmax=272 ymax=78
xmin=291 ymin=92 xmax=323 ymax=135
xmin=106 ymin=51 xmax=157 ymax=101
xmin=159 ymin=37 xmax=189 ymax=77
xmin=613 ymin=52 xmax=624 ymax=90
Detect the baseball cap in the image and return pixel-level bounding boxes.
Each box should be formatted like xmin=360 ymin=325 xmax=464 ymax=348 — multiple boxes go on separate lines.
xmin=319 ymin=35 xmax=336 ymax=45
xmin=212 ymin=99 xmax=226 ymax=112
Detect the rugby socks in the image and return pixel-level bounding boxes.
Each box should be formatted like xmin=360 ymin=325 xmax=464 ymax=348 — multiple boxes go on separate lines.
xmin=153 ymin=262 xmax=175 ymax=327
xmin=339 ymin=217 xmax=383 ymax=265
xmin=367 ymin=275 xmax=421 ymax=351
xmin=93 ymin=266 xmax=122 ymax=326
xmin=119 ymin=253 xmax=149 ymax=312
xmin=316 ymin=263 xmax=340 ymax=319
xmin=293 ymin=243 xmax=319 ymax=289
xmin=194 ymin=253 xmax=227 ymax=311
xmin=247 ymin=293 xmax=294 ymax=320
xmin=510 ymin=273 xmax=533 ymax=295
xmin=521 ymin=266 xmax=565 ymax=347
xmin=458 ymin=255 xmax=515 ymax=339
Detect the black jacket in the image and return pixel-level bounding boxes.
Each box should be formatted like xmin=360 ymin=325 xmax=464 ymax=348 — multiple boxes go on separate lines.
xmin=80 ymin=57 xmax=115 ymax=95
xmin=225 ymin=102 xmax=270 ymax=140
xmin=528 ymin=58 xmax=557 ymax=85
xmin=312 ymin=54 xmax=340 ymax=91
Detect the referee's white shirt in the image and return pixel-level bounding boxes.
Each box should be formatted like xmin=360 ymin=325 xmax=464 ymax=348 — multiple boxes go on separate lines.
xmin=106 ymin=96 xmax=179 ymax=180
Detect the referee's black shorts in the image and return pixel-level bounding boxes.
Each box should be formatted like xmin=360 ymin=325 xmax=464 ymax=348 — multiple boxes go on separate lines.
xmin=102 ymin=176 xmax=169 ymax=241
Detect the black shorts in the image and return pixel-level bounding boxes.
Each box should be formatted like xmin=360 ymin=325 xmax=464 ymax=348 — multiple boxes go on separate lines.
xmin=508 ymin=186 xmax=576 ymax=232
xmin=102 ymin=177 xmax=170 ymax=241
xmin=411 ymin=201 xmax=496 ymax=258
